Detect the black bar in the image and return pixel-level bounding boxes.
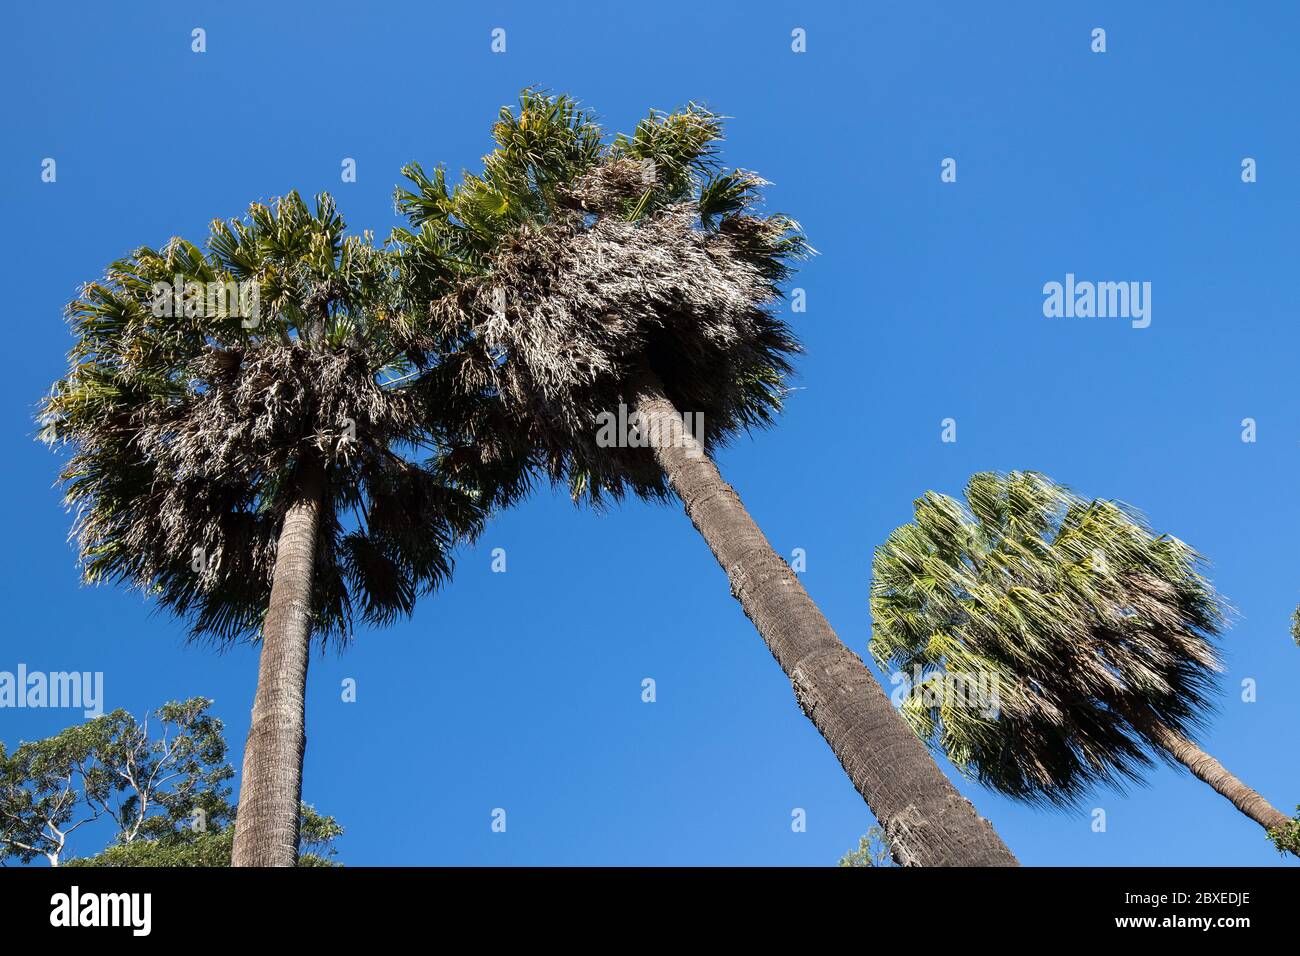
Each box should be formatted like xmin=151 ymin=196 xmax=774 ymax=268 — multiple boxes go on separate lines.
xmin=1 ymin=866 xmax=1288 ymax=942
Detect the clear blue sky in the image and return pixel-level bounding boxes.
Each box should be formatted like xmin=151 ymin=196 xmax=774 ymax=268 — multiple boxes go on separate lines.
xmin=2 ymin=1 xmax=1297 ymax=866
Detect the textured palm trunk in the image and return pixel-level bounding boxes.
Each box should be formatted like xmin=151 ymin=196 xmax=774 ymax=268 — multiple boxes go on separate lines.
xmin=1146 ymin=719 xmax=1295 ymax=850
xmin=629 ymin=370 xmax=1017 ymax=866
xmin=231 ymin=455 xmax=327 ymax=867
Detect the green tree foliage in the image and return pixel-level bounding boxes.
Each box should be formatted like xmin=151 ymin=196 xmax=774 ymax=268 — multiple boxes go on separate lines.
xmin=1268 ymin=808 xmax=1300 ymax=857
xmin=67 ymin=803 xmax=342 ymax=867
xmin=1 ymin=698 xmax=231 ymax=865
xmin=0 ymin=698 xmax=341 ymax=866
xmin=839 ymin=826 xmax=895 ymax=867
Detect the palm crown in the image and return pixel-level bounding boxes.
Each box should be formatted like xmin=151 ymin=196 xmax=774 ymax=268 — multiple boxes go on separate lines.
xmin=393 ymin=89 xmax=808 ymax=503
xmin=386 ymin=93 xmax=1020 ymax=866
xmin=870 ymin=471 xmax=1225 ymax=806
xmin=40 ymin=191 xmax=482 ymax=645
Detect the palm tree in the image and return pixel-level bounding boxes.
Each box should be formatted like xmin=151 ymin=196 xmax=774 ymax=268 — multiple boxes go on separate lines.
xmin=40 ymin=192 xmax=483 ymax=866
xmin=870 ymin=470 xmax=1297 ymax=855
xmin=392 ymin=90 xmax=1017 ymax=866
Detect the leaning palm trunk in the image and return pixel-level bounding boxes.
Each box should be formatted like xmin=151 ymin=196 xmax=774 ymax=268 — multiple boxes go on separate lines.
xmin=231 ymin=457 xmax=327 ymax=867
xmin=630 ymin=372 xmax=1016 ymax=866
xmin=1144 ymin=719 xmax=1293 ymax=840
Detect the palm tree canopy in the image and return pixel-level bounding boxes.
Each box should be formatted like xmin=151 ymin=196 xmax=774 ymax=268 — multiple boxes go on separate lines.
xmin=393 ymin=89 xmax=809 ymax=504
xmin=40 ymin=191 xmax=483 ymax=646
xmin=869 ymin=471 xmax=1226 ymax=807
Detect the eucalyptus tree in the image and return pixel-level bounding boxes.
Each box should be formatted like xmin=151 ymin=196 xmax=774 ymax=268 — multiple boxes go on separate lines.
xmin=0 ymin=698 xmax=231 ymax=866
xmin=0 ymin=697 xmax=343 ymax=866
xmin=40 ymin=192 xmax=483 ymax=865
xmin=871 ymin=471 xmax=1297 ymax=855
xmin=839 ymin=826 xmax=895 ymax=867
xmin=393 ymin=91 xmax=1016 ymax=866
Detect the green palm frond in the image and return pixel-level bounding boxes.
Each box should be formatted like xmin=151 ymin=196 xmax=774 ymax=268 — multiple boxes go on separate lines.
xmin=870 ymin=471 xmax=1226 ymax=808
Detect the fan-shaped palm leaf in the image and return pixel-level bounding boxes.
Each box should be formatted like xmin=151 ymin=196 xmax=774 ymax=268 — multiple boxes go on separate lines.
xmin=871 ymin=471 xmax=1295 ymax=851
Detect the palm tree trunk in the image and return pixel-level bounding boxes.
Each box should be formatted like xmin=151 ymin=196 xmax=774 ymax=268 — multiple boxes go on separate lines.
xmin=1146 ymin=719 xmax=1296 ymax=850
xmin=231 ymin=455 xmax=327 ymax=867
xmin=629 ymin=370 xmax=1017 ymax=866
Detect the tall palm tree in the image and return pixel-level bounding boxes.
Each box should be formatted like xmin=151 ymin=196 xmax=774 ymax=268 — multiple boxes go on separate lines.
xmin=870 ymin=470 xmax=1297 ymax=854
xmin=393 ymin=90 xmax=1017 ymax=866
xmin=40 ymin=192 xmax=483 ymax=866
